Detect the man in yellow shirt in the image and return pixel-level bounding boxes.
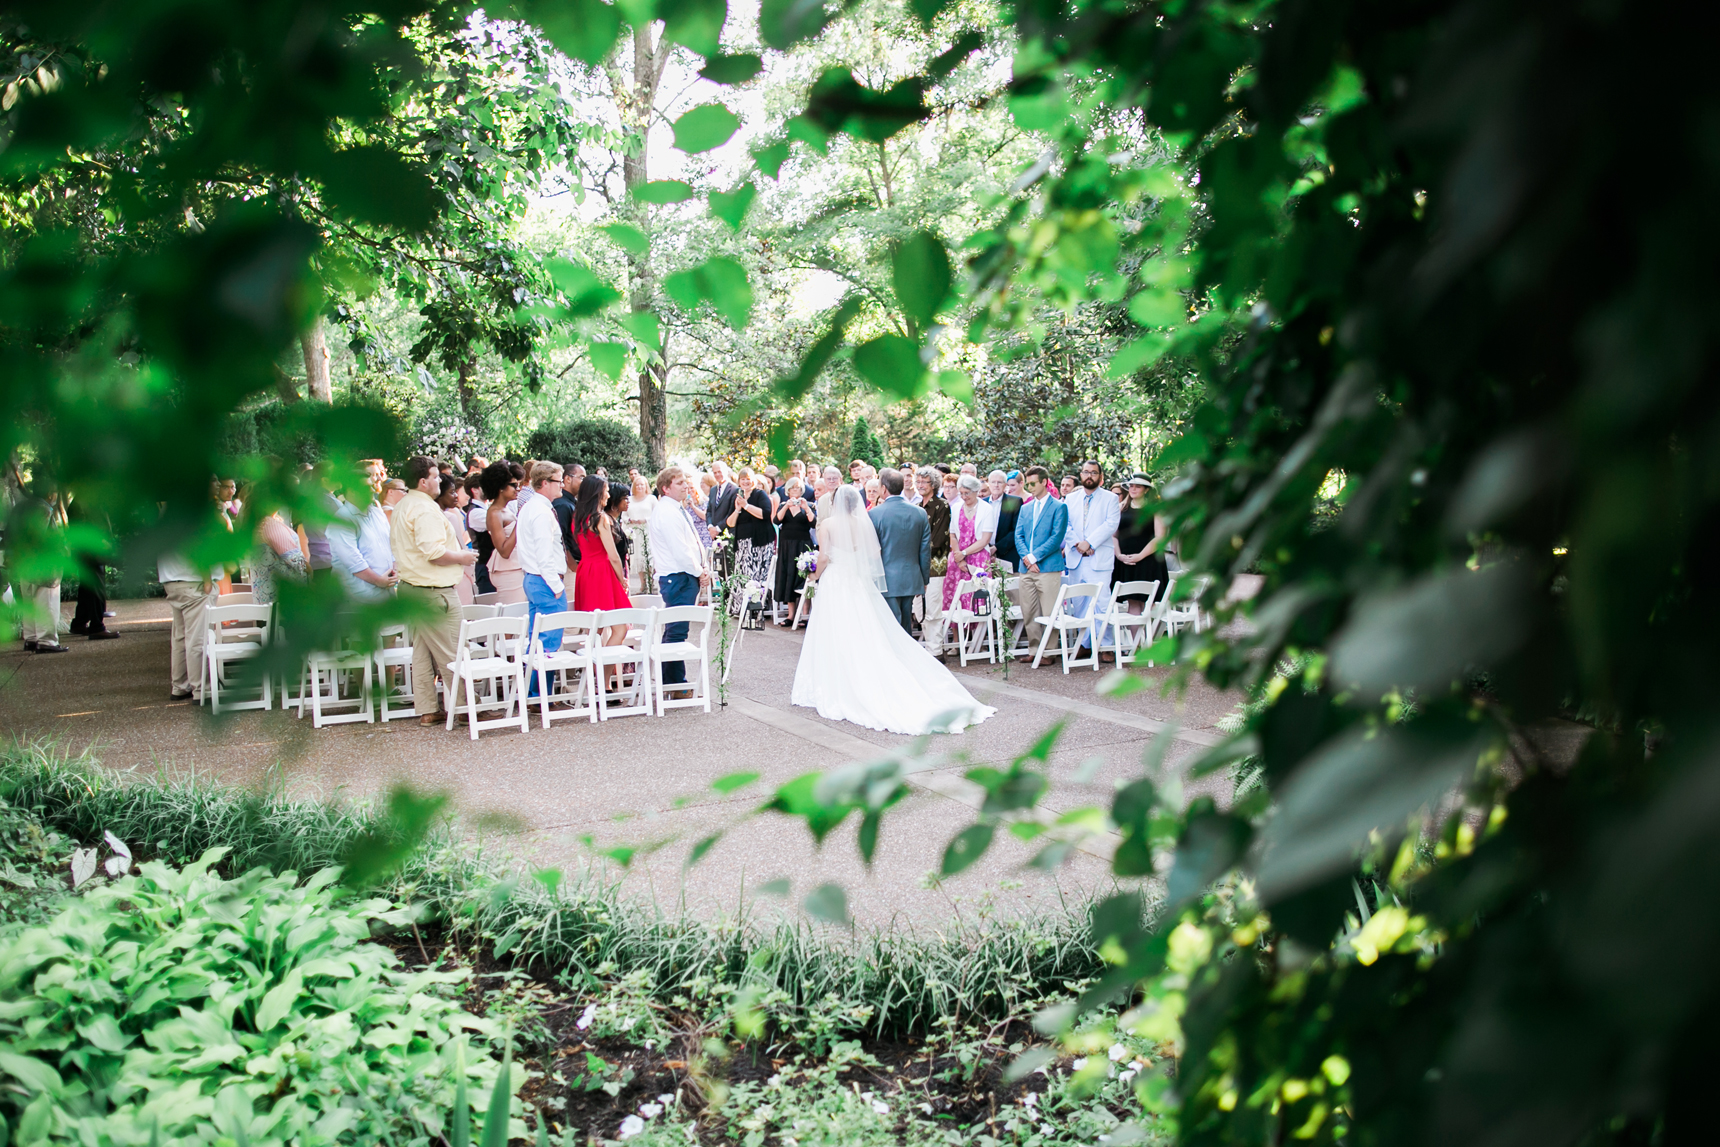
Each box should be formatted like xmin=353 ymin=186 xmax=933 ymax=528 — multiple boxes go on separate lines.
xmin=389 ymin=455 xmax=478 ymax=725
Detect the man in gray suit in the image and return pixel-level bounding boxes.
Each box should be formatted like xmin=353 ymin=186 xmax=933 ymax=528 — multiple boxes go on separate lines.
xmin=868 ymin=468 xmax=931 ymax=633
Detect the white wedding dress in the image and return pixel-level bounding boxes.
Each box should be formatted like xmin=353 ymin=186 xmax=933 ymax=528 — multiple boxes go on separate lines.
xmin=791 ymin=487 xmax=996 ymax=735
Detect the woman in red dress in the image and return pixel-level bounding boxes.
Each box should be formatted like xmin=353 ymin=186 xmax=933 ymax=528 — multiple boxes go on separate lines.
xmin=570 ymin=474 xmax=633 ymax=691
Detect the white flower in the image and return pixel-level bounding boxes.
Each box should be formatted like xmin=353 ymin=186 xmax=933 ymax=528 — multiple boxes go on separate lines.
xmin=1072 ymin=1057 xmax=1089 ymax=1070
xmin=1119 ymin=1067 xmax=1139 ymax=1084
xmin=920 ymin=1103 xmax=934 ymax=1115
xmin=1108 ymin=1043 xmax=1128 ymax=1061
xmin=767 ymin=1074 xmax=782 ymax=1088
xmin=577 ymin=1003 xmax=597 ymax=1030
xmin=639 ymin=1102 xmax=663 ymax=1119
xmin=618 ymin=1115 xmax=645 ymax=1140
xmin=1022 ymin=1091 xmax=1038 ymax=1109
xmin=657 ymin=1093 xmax=676 ymax=1107
xmin=1040 ymin=1122 xmax=1054 ymax=1136
xmin=871 ymin=1100 xmax=890 ymax=1116
xmin=619 ymin=1016 xmax=637 ymax=1031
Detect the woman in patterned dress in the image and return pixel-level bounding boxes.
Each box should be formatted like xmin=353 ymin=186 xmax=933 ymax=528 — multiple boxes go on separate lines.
xmin=941 ymin=474 xmax=997 ymax=614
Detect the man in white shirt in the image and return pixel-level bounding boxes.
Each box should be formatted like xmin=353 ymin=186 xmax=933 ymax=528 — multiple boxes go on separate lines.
xmin=814 ymin=465 xmax=844 ymax=518
xmin=516 ymin=462 xmax=573 ymax=692
xmin=1062 ymin=459 xmax=1122 ymax=651
xmin=648 ymin=466 xmax=711 ymax=687
xmin=157 ymin=548 xmax=217 ymax=699
xmin=328 ymin=476 xmax=397 ymax=601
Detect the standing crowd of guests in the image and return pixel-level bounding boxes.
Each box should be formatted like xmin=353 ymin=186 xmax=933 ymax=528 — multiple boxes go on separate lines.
xmin=113 ymin=449 xmax=1172 ymax=713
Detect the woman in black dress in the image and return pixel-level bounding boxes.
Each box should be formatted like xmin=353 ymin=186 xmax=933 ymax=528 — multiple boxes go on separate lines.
xmin=725 ymin=467 xmax=776 ymax=613
xmin=773 ymin=478 xmax=816 ymax=623
xmin=1113 ymin=474 xmax=1169 ymax=608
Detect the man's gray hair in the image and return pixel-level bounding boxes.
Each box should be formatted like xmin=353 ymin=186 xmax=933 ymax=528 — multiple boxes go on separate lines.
xmin=987 ymin=469 xmax=1006 ymax=481
xmin=916 ymin=466 xmax=939 ymax=482
xmin=823 ymin=465 xmax=843 ymax=482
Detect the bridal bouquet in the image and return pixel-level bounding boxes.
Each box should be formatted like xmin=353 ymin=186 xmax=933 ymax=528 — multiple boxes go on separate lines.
xmin=795 ymin=551 xmax=817 ymax=575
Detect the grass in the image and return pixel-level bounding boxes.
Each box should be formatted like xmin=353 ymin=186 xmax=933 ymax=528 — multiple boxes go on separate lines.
xmin=0 ymin=738 xmax=1121 ymax=1044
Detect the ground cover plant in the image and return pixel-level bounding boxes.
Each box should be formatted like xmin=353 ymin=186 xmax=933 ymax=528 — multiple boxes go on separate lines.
xmin=0 ymin=741 xmax=1160 ymax=1144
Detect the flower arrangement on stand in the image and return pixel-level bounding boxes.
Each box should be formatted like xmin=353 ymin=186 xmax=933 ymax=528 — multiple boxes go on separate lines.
xmin=987 ymin=555 xmax=1022 ymax=676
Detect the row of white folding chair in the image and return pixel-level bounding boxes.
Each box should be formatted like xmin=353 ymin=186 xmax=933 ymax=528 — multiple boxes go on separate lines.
xmin=1098 ymin=580 xmax=1162 ymax=666
xmin=201 ymin=603 xmax=274 ymax=713
xmin=524 ymin=606 xmax=716 ymax=730
xmin=1031 ymin=583 xmax=1104 ymax=673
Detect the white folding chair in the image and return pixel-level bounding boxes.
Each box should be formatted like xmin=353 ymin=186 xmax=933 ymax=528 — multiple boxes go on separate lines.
xmin=1031 ymin=583 xmax=1103 ymax=672
xmin=202 ymin=604 xmax=274 ymax=713
xmin=631 ymin=594 xmax=664 ymax=610
xmin=940 ymin=576 xmax=1003 ymax=666
xmin=1000 ymin=575 xmax=1031 ymax=658
xmin=373 ymin=624 xmax=417 ymax=722
xmin=217 ymin=590 xmax=255 ymax=607
xmin=1100 ymin=580 xmax=1161 ymax=666
xmin=444 ymin=616 xmax=529 ymax=739
xmin=590 ymin=607 xmax=655 ymax=719
xmin=648 ymin=605 xmax=714 ymax=715
xmin=461 ymin=603 xmax=499 ymax=623
xmin=301 ymin=645 xmax=374 ymax=727
xmin=527 ymin=610 xmax=597 ymax=727
xmin=473 ymin=591 xmax=503 ymax=605
xmin=498 ymin=601 xmax=529 ymax=619
xmin=1150 ymin=576 xmax=1209 ymax=644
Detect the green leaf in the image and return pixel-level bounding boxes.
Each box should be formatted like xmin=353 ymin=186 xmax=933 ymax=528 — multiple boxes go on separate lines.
xmin=803 ymin=882 xmax=851 ymax=926
xmin=525 ymin=0 xmax=623 ymax=64
xmin=941 ymin=823 xmax=996 ymax=876
xmin=804 ymin=68 xmax=929 ymax=143
xmin=1128 ymin=288 xmax=1186 ymax=328
xmin=589 ymin=340 xmax=628 ymax=380
xmin=928 ymin=30 xmax=984 ymax=77
xmin=659 ymin=0 xmax=727 ymax=56
xmin=671 ymin=103 xmax=742 ymax=154
xmin=709 ymin=181 xmax=757 ymax=230
xmin=599 ymin=223 xmax=649 ymax=257
xmin=1152 ymin=430 xmax=1209 ymax=470
xmin=1004 ymin=1046 xmax=1057 ymax=1083
xmin=546 ymin=256 xmax=622 ymax=316
xmin=255 ymin=968 xmax=304 ymax=1032
xmin=665 ymin=256 xmax=751 ymax=327
xmin=892 ymin=230 xmax=952 ymax=329
xmin=852 ymin=333 xmax=925 ymax=398
xmin=0 ymin=1051 xmax=63 ymax=1095
xmin=858 ymin=812 xmax=881 ymax=865
xmin=76 ymin=1013 xmax=132 ymax=1053
xmin=480 ymin=1038 xmax=513 ymax=1147
xmin=757 ymin=877 xmax=791 ymax=897
xmin=700 ymin=52 xmax=763 ymax=85
xmin=663 ymin=270 xmax=702 ymax=312
xmin=713 ymin=770 xmax=761 ymax=793
xmin=910 ymin=0 xmax=954 ymax=28
xmin=753 ymin=139 xmax=791 ymax=179
xmin=339 ymin=786 xmax=448 ymax=889
xmin=688 ymin=832 xmax=722 ymax=865
xmin=774 ymin=296 xmax=860 ymax=399
xmin=622 ymin=310 xmax=662 ymax=350
xmin=759 ymin=0 xmax=828 ymax=49
xmin=767 ymin=416 xmax=796 ymax=466
xmin=634 ymin=179 xmax=695 ymax=204
xmin=317 ymin=146 xmax=438 ymax=231
xmin=451 ymin=1039 xmax=471 ymax=1147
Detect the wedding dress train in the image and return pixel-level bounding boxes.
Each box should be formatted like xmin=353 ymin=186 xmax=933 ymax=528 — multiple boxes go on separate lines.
xmin=791 ymin=488 xmax=995 ymax=735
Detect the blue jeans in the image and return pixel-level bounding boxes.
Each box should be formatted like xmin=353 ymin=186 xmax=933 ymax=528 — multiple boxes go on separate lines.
xmin=523 ymin=573 xmax=566 ymax=696
xmin=657 ymin=571 xmax=700 ymax=684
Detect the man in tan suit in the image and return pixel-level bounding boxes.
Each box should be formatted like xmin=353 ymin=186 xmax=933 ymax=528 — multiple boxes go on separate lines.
xmin=390 ymin=455 xmax=478 ymax=725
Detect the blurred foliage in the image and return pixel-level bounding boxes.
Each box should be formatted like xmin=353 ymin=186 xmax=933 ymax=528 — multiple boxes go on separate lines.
xmin=7 ymin=0 xmax=1717 ymax=1143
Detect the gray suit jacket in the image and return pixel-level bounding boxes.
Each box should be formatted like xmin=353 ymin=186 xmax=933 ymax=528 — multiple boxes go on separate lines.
xmin=869 ymin=496 xmax=931 ymax=598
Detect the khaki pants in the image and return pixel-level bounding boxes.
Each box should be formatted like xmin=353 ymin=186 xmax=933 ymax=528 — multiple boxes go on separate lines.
xmin=1011 ymin=570 xmax=1064 ymax=649
xmin=403 ymin=584 xmax=462 ymax=715
xmin=163 ymin=580 xmax=213 ymax=697
xmin=17 ymin=581 xmax=62 ymax=645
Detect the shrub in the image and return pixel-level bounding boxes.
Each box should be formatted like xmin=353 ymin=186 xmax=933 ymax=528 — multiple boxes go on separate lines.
xmin=525 ymin=419 xmax=650 ymax=474
xmin=0 ymin=850 xmax=515 ymax=1145
xmin=847 ymin=417 xmax=884 ymax=470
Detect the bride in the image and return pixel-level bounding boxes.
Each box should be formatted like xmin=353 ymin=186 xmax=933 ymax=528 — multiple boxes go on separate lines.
xmin=791 ymin=486 xmax=996 ymax=735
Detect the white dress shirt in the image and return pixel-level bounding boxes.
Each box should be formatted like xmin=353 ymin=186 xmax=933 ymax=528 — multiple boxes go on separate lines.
xmin=1063 ymin=486 xmax=1122 ymax=575
xmin=515 ymin=495 xmax=569 ymax=596
xmin=329 ymin=499 xmax=394 ymax=600
xmin=648 ymin=494 xmax=707 ymax=578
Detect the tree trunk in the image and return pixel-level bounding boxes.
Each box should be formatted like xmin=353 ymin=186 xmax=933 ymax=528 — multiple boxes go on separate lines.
xmin=300 ymin=321 xmax=332 ymax=402
xmin=623 ymin=24 xmax=668 ymax=467
xmin=272 ymin=366 xmax=301 ymax=404
xmin=456 ymin=354 xmax=480 ymax=428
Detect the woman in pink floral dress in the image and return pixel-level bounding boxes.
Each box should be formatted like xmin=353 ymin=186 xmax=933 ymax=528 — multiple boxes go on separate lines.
xmin=941 ymin=474 xmax=998 ymax=614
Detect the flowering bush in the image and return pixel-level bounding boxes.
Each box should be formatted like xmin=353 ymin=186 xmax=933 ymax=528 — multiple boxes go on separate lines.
xmin=413 ymin=419 xmax=497 ymax=467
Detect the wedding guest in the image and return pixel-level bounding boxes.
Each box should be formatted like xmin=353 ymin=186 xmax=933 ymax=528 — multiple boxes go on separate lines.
xmin=328 ymin=471 xmax=396 ymax=602
xmin=571 ymin=475 xmax=632 ymax=693
xmin=815 ymin=465 xmax=843 ymax=518
xmin=1005 ymin=470 xmax=1024 ymax=498
xmin=864 ymin=477 xmax=883 ymax=509
xmin=941 ymin=472 xmax=960 ymax=504
xmin=1113 ymin=474 xmax=1169 ymax=616
xmin=689 ymin=471 xmax=715 ymax=547
xmin=959 ymin=462 xmax=978 ymax=478
xmin=990 ymin=469 xmax=1024 ymax=571
xmin=623 ymin=474 xmax=655 ymax=591
xmin=1011 ymin=465 xmax=1069 ymax=654
xmin=380 ymin=477 xmax=407 ymax=520
xmin=157 ymin=546 xmax=216 ymax=691
xmin=467 ymin=457 xmax=488 ymax=476
xmin=301 ymin=471 xmax=341 ymax=583
xmin=609 ymin=481 xmax=634 ymax=585
xmin=66 ymin=495 xmax=116 ymax=640
xmin=480 ymin=461 xmax=525 ymax=603
xmin=707 ymin=461 xmax=740 ymax=544
xmin=849 ymin=459 xmax=866 ymax=486
xmin=916 ymin=467 xmax=951 ymax=564
xmin=552 ymin=466 xmax=581 ymax=574
xmin=391 ymin=456 xmax=477 ymax=725
xmin=464 ymin=474 xmax=495 ymax=595
xmin=648 ymin=466 xmax=711 ymax=687
xmin=774 ymin=478 xmax=816 ymax=623
xmin=1059 ymin=473 xmax=1078 ymax=499
xmin=1063 ymin=459 xmax=1122 ymax=656
xmin=250 ymin=507 xmax=307 ymax=606
xmin=516 ymin=462 xmax=572 ymax=691
xmin=725 ymin=466 xmax=775 ymax=611
xmin=7 ymin=492 xmax=69 ymax=654
xmin=437 ymin=475 xmax=475 ymax=605
xmin=941 ymin=474 xmax=997 ymax=615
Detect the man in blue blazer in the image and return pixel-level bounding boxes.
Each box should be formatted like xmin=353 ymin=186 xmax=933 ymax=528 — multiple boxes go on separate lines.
xmin=869 ymin=468 xmax=932 ymax=633
xmin=1012 ymin=465 xmax=1069 ymax=653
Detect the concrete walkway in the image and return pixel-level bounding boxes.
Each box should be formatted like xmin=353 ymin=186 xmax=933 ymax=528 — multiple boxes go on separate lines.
xmin=1 ymin=600 xmax=1244 ymax=928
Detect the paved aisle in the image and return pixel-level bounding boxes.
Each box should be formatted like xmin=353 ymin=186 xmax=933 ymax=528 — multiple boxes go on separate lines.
xmin=1 ymin=600 xmax=1242 ymax=927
